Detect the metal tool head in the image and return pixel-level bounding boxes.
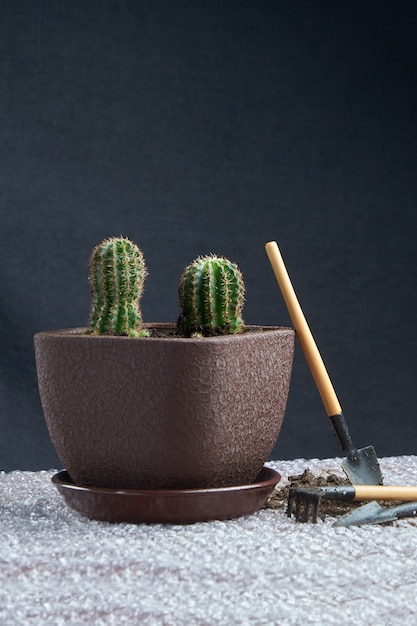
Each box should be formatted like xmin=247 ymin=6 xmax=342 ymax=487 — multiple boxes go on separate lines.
xmin=334 ymin=500 xmax=417 ymax=527
xmin=341 ymin=445 xmax=383 ymax=486
xmin=334 ymin=501 xmax=392 ymax=527
xmin=287 ymin=484 xmax=357 ymax=523
xmin=287 ymin=487 xmax=323 ymax=523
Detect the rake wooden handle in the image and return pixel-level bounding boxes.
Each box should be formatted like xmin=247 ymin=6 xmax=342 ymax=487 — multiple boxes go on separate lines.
xmin=265 ymin=241 xmax=342 ymax=417
xmin=353 ymin=485 xmax=417 ymax=501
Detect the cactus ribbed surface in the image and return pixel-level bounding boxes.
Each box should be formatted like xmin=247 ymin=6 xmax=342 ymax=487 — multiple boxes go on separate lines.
xmin=88 ymin=237 xmax=147 ymax=336
xmin=178 ymin=255 xmax=245 ymax=336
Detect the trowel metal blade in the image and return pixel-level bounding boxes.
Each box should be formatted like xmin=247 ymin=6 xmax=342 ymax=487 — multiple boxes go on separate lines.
xmin=334 ymin=501 xmax=398 ymax=527
xmin=341 ymin=445 xmax=383 ymax=486
xmin=335 ymin=500 xmax=417 ymax=527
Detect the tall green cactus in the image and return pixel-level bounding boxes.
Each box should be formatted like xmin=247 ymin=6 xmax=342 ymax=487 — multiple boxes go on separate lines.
xmin=88 ymin=237 xmax=147 ymax=337
xmin=178 ymin=254 xmax=245 ymax=337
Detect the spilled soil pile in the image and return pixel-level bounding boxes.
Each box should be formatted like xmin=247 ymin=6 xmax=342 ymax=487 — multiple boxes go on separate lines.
xmin=265 ymin=468 xmax=362 ymax=521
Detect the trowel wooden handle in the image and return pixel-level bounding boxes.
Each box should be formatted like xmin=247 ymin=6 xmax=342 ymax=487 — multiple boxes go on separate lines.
xmin=265 ymin=241 xmax=342 ymax=417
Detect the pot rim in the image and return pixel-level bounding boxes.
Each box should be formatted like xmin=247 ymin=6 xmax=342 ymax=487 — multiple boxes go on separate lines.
xmin=34 ymin=324 xmax=294 ymax=342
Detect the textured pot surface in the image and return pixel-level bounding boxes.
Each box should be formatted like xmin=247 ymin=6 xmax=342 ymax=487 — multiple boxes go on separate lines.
xmin=34 ymin=324 xmax=295 ymax=490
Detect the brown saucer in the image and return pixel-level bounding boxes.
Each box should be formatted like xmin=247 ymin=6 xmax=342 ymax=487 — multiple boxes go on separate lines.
xmin=52 ymin=467 xmax=281 ymax=524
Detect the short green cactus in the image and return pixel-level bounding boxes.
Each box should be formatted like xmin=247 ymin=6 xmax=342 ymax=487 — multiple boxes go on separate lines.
xmin=178 ymin=254 xmax=245 ymax=337
xmin=88 ymin=237 xmax=147 ymax=337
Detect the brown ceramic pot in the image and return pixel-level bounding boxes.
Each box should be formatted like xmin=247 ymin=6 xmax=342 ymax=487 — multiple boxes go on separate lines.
xmin=34 ymin=324 xmax=295 ymax=490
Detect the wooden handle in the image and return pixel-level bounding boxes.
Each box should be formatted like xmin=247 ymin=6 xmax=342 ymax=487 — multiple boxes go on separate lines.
xmin=354 ymin=485 xmax=417 ymax=501
xmin=265 ymin=241 xmax=342 ymax=417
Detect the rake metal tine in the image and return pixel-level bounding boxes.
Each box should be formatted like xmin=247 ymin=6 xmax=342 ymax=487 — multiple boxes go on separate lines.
xmin=286 ymin=491 xmax=294 ymax=518
xmin=286 ymin=488 xmax=307 ymax=521
xmin=297 ymin=495 xmax=307 ymax=522
xmin=310 ymin=496 xmax=319 ymax=524
xmin=304 ymin=491 xmax=320 ymax=523
xmin=287 ymin=487 xmax=321 ymax=523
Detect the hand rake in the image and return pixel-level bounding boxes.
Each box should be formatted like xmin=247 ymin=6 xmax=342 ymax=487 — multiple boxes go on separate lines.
xmin=287 ymin=484 xmax=417 ymax=523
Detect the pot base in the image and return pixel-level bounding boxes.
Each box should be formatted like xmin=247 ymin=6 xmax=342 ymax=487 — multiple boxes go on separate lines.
xmin=52 ymin=466 xmax=281 ymax=524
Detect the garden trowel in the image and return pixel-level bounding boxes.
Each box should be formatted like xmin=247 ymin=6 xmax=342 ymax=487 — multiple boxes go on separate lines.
xmin=334 ymin=500 xmax=417 ymax=527
xmin=265 ymin=241 xmax=383 ymax=486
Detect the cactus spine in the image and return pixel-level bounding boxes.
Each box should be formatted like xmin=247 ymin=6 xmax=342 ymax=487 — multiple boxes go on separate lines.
xmin=88 ymin=237 xmax=147 ymax=337
xmin=178 ymin=255 xmax=245 ymax=337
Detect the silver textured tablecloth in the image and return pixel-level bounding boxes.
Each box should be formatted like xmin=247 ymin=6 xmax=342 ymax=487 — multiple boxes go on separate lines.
xmin=1 ymin=456 xmax=417 ymax=625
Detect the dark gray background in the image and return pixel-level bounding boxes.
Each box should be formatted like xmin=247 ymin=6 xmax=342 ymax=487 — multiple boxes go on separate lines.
xmin=1 ymin=1 xmax=416 ymax=471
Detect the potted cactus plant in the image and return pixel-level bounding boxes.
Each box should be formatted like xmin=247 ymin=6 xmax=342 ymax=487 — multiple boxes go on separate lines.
xmin=34 ymin=237 xmax=295 ymax=501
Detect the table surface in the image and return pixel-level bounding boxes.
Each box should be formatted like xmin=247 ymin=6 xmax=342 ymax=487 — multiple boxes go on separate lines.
xmin=1 ymin=456 xmax=417 ymax=626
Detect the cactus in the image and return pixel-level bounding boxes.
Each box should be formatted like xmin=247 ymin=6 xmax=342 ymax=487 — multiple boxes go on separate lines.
xmin=178 ymin=254 xmax=245 ymax=337
xmin=88 ymin=237 xmax=147 ymax=337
